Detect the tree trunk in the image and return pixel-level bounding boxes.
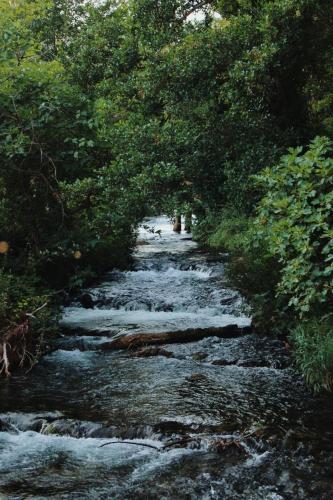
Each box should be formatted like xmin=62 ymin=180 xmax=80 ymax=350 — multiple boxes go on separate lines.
xmin=173 ymin=214 xmax=181 ymax=232
xmin=184 ymin=212 xmax=192 ymax=232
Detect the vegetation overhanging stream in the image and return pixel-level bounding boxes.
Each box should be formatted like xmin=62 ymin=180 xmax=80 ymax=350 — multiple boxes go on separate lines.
xmin=1 ymin=0 xmax=333 ymax=497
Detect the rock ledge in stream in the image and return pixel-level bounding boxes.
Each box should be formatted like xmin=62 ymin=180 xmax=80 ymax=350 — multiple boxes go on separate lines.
xmin=101 ymin=325 xmax=251 ymax=350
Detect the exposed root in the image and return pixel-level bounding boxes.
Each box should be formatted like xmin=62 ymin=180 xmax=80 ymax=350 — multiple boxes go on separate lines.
xmin=0 ymin=342 xmax=11 ymax=377
xmin=0 ymin=302 xmax=48 ymax=377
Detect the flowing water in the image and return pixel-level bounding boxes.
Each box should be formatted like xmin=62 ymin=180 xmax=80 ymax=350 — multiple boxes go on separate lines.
xmin=0 ymin=216 xmax=333 ymax=499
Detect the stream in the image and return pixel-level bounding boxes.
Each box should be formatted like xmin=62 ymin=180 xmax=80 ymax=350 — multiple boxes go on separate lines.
xmin=0 ymin=216 xmax=333 ymax=499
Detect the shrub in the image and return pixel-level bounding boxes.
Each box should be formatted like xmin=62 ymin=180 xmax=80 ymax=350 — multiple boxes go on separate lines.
xmin=291 ymin=319 xmax=333 ymax=392
xmin=207 ymin=215 xmax=250 ymax=254
xmin=255 ymin=136 xmax=333 ymax=316
xmin=0 ymin=270 xmax=53 ymax=337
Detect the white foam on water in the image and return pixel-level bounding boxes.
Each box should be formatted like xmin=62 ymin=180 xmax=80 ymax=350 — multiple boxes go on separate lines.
xmin=57 ymin=336 xmax=111 ymax=350
xmin=62 ymin=215 xmax=250 ymax=332
xmin=129 ymin=446 xmax=196 ymax=481
xmin=159 ymin=415 xmax=220 ymax=427
xmin=61 ymin=308 xmax=251 ymax=333
xmin=0 ymin=412 xmax=64 ymax=432
xmin=137 ymin=216 xmax=197 ymax=254
xmin=0 ymin=432 xmax=163 ymax=469
xmin=44 ymin=349 xmax=98 ymax=365
xmin=123 ymin=266 xmax=212 ymax=280
xmin=244 ymin=450 xmax=271 ymax=467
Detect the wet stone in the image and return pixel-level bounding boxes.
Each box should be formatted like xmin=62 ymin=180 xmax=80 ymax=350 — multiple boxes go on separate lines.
xmin=130 ymin=347 xmax=174 ymax=358
xmin=192 ymin=351 xmax=208 ymax=361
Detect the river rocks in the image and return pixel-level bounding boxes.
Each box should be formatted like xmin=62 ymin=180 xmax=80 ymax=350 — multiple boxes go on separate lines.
xmin=186 ymin=373 xmax=208 ymax=382
xmin=0 ymin=412 xmax=101 ymax=438
xmin=0 ymin=418 xmax=17 ymax=433
xmin=136 ymin=240 xmax=150 ymax=245
xmin=154 ymin=420 xmax=193 ymax=436
xmin=211 ymin=358 xmax=282 ymax=368
xmin=192 ymin=351 xmax=208 ymax=361
xmin=209 ymin=439 xmax=249 ymax=459
xmin=211 ymin=359 xmax=237 ymax=366
xmin=91 ymin=424 xmax=154 ymax=440
xmin=79 ymin=293 xmax=94 ymax=309
xmin=130 ymin=347 xmax=174 ymax=358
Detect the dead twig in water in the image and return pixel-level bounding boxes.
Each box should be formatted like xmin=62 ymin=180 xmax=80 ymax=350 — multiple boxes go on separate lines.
xmin=99 ymin=441 xmax=161 ymax=451
xmin=99 ymin=437 xmax=197 ymax=452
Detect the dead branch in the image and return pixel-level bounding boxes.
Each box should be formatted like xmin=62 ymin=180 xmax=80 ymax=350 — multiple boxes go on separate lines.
xmin=0 ymin=302 xmax=48 ymax=377
xmin=99 ymin=437 xmax=199 ymax=453
xmin=99 ymin=441 xmax=161 ymax=450
xmin=26 ymin=301 xmax=49 ymax=319
xmin=178 ymin=0 xmax=214 ymax=21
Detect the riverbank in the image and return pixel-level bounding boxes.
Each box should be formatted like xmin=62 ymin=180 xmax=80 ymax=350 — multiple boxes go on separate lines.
xmin=193 ymin=211 xmax=333 ymax=392
xmin=0 ymin=233 xmax=135 ymax=377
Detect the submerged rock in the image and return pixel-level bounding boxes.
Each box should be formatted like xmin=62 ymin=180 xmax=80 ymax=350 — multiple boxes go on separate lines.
xmin=0 ymin=418 xmax=18 ymax=433
xmin=79 ymin=293 xmax=94 ymax=309
xmin=130 ymin=347 xmax=174 ymax=358
xmin=186 ymin=373 xmax=208 ymax=382
xmin=209 ymin=439 xmax=250 ymax=465
xmin=192 ymin=351 xmax=208 ymax=361
xmin=211 ymin=359 xmax=237 ymax=366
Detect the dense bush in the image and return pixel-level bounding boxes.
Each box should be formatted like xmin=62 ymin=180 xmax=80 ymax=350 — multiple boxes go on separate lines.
xmin=0 ymin=0 xmax=141 ymax=295
xmin=0 ymin=271 xmax=45 ymax=328
xmin=255 ymin=137 xmax=333 ymax=316
xmin=200 ymin=138 xmax=333 ymax=389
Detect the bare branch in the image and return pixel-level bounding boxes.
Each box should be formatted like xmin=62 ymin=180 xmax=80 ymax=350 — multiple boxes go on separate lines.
xmin=178 ymin=0 xmax=214 ymax=22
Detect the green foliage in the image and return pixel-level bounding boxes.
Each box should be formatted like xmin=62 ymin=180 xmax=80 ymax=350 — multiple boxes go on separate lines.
xmin=207 ymin=215 xmax=250 ymax=253
xmin=0 ymin=270 xmax=53 ymax=339
xmin=0 ymin=0 xmax=141 ymax=293
xmin=201 ymin=137 xmax=333 ymax=389
xmin=255 ymin=137 xmax=333 ymax=315
xmin=291 ymin=319 xmax=333 ymax=392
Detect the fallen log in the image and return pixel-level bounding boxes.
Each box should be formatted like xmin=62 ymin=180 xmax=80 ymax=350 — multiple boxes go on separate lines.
xmin=101 ymin=324 xmax=251 ymax=351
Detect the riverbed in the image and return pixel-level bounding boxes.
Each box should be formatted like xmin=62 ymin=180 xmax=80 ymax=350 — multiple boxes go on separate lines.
xmin=0 ymin=216 xmax=332 ymax=499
